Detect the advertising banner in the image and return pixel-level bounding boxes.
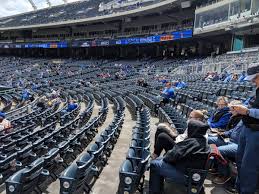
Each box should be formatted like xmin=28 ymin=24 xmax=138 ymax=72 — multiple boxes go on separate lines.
xmin=0 ymin=29 xmax=193 ymax=49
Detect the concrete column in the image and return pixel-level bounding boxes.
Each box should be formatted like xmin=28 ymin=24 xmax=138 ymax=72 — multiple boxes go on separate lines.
xmin=57 ymin=48 xmax=60 ymax=58
xmin=102 ymin=47 xmax=105 ymax=57
xmin=156 ymin=45 xmax=160 ymax=57
xmin=137 ymin=46 xmax=140 ymax=57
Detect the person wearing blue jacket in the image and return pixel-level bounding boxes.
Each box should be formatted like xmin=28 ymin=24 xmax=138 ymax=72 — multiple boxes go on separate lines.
xmin=160 ymin=82 xmax=174 ymax=104
xmin=238 ymin=71 xmax=246 ymax=82
xmin=66 ymin=100 xmax=78 ymax=112
xmin=176 ymin=79 xmax=187 ymax=89
xmin=208 ymin=96 xmax=232 ymax=130
xmin=21 ymin=89 xmax=30 ymax=101
xmin=224 ymin=74 xmax=232 ymax=83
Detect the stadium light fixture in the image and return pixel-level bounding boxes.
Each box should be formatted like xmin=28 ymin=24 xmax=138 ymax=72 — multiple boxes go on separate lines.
xmin=27 ymin=0 xmax=37 ymax=10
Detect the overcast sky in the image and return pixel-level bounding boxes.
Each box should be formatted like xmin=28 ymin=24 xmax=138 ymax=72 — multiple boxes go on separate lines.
xmin=0 ymin=0 xmax=81 ymax=18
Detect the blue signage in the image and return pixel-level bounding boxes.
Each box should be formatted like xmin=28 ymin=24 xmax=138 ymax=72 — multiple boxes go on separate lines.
xmin=0 ymin=29 xmax=193 ymax=49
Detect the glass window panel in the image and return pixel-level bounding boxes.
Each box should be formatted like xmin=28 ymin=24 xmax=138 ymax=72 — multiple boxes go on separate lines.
xmin=195 ymin=4 xmax=229 ymax=28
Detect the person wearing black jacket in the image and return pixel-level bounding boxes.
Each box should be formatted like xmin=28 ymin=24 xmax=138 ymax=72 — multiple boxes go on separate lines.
xmin=149 ymin=119 xmax=210 ymax=194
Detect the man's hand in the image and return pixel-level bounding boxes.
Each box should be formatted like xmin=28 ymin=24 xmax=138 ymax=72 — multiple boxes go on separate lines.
xmin=217 ymin=131 xmax=225 ymax=137
xmin=211 ymin=128 xmax=219 ymax=133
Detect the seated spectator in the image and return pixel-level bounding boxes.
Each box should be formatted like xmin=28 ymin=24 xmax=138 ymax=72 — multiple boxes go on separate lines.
xmin=212 ymin=72 xmax=220 ymax=81
xmin=48 ymin=80 xmax=54 ymax=87
xmin=238 ymin=71 xmax=246 ymax=82
xmin=224 ymin=73 xmax=232 ymax=83
xmin=149 ymin=119 xmax=210 ymax=194
xmin=29 ymin=93 xmax=35 ymax=102
xmin=31 ymin=82 xmax=39 ymax=91
xmin=137 ymin=78 xmax=148 ymax=87
xmin=208 ymin=100 xmax=243 ymax=184
xmin=205 ymin=72 xmax=214 ymax=81
xmin=231 ymin=73 xmax=239 ymax=81
xmin=47 ymin=99 xmax=53 ymax=107
xmin=160 ymin=77 xmax=168 ymax=86
xmin=152 ymin=110 xmax=206 ymax=159
xmin=176 ymin=79 xmax=186 ymax=89
xmin=36 ymin=96 xmax=47 ymax=110
xmin=21 ymin=89 xmax=30 ymax=101
xmin=220 ymin=71 xmax=229 ymax=81
xmin=0 ymin=112 xmax=12 ymax=133
xmin=50 ymin=89 xmax=59 ymax=99
xmin=157 ymin=82 xmax=174 ymax=105
xmin=208 ymin=97 xmax=232 ymax=130
xmin=160 ymin=82 xmax=174 ymax=104
xmin=66 ymin=100 xmax=78 ymax=112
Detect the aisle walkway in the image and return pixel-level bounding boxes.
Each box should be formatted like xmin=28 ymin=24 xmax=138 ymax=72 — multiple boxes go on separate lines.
xmin=74 ymin=102 xmax=113 ymax=161
xmin=91 ymin=107 xmax=135 ymax=194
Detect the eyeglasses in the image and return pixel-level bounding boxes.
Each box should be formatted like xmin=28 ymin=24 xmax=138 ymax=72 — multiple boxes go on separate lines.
xmin=189 ymin=116 xmax=201 ymax=119
xmin=217 ymin=103 xmax=227 ymax=106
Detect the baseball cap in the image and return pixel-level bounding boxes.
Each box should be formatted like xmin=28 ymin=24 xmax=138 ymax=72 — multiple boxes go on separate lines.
xmin=245 ymin=65 xmax=259 ymax=81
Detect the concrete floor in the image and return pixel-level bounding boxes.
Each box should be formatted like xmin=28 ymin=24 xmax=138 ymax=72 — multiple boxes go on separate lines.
xmin=91 ymin=107 xmax=135 ymax=194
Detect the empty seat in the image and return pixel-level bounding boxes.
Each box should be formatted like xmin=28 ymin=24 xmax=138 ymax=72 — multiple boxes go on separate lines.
xmin=59 ymin=153 xmax=95 ymax=194
xmin=6 ymin=158 xmax=48 ymax=194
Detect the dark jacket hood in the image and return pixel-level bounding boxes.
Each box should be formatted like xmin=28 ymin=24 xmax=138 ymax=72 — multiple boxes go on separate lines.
xmin=187 ymin=119 xmax=209 ymax=138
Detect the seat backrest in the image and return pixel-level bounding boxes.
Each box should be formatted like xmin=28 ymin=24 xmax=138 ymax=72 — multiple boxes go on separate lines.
xmin=43 ymin=147 xmax=59 ymax=164
xmin=120 ymin=159 xmax=133 ymax=173
xmin=77 ymin=152 xmax=94 ymax=167
xmin=22 ymin=157 xmax=45 ymax=183
xmin=127 ymin=148 xmax=137 ymax=159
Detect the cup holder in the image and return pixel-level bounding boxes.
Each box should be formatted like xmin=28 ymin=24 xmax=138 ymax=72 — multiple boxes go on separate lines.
xmin=91 ymin=165 xmax=99 ymax=175
xmin=41 ymin=169 xmax=50 ymax=176
xmin=15 ymin=147 xmax=21 ymax=151
xmin=16 ymin=161 xmax=22 ymax=167
xmin=30 ymin=152 xmax=37 ymax=158
xmin=75 ymin=141 xmax=81 ymax=146
xmin=0 ymin=154 xmax=7 ymax=159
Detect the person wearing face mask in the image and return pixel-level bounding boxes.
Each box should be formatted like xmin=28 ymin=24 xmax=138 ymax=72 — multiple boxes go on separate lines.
xmin=208 ymin=96 xmax=232 ymax=130
xmin=228 ymin=65 xmax=259 ymax=194
xmin=149 ymin=119 xmax=210 ymax=194
xmin=152 ymin=110 xmax=206 ymax=160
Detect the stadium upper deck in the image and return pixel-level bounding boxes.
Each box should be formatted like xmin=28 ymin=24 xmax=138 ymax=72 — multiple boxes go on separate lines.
xmin=0 ymin=0 xmax=175 ymax=29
